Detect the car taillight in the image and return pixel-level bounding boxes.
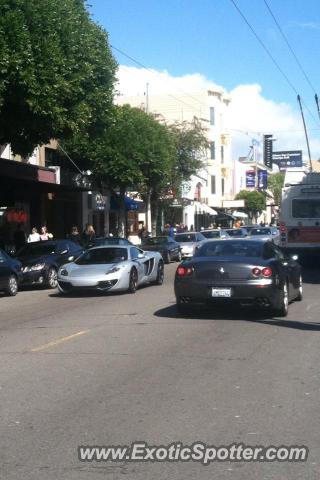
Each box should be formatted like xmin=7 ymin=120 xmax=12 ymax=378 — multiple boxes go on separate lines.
xmin=176 ymin=266 xmax=193 ymax=276
xmin=262 ymin=267 xmax=272 ymax=277
xmin=280 ymin=222 xmax=286 ymax=232
xmin=252 ymin=267 xmax=261 ymax=277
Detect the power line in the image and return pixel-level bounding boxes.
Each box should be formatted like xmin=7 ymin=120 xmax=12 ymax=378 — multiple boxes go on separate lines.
xmin=229 ymin=0 xmax=318 ymax=127
xmin=111 ymin=44 xmax=213 ymax=113
xmin=263 ymin=0 xmax=317 ymax=95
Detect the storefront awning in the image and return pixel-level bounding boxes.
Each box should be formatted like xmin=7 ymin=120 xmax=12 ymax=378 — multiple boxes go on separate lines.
xmin=110 ymin=194 xmax=143 ymax=211
xmin=194 ymin=202 xmax=218 ymax=215
xmin=233 ymin=210 xmax=248 ymax=218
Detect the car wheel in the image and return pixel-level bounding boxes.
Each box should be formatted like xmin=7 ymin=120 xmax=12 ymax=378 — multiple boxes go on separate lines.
xmin=165 ymin=251 xmax=171 ymax=264
xmin=6 ymin=275 xmax=18 ymax=296
xmin=176 ymin=297 xmax=190 ymax=315
xmin=128 ymin=268 xmax=138 ymax=293
xmin=154 ymin=261 xmax=164 ymax=285
xmin=46 ymin=267 xmax=58 ymax=289
xmin=275 ymin=281 xmax=289 ymax=317
xmin=296 ymin=274 xmax=303 ymax=301
xmin=177 ymin=251 xmax=182 ymax=262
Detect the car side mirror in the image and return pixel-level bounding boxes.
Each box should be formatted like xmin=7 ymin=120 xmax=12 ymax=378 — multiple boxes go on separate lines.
xmin=138 ymin=253 xmax=145 ymax=259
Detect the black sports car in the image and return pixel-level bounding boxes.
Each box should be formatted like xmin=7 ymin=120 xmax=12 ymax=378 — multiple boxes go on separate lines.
xmin=174 ymin=238 xmax=302 ymax=317
xmin=141 ymin=236 xmax=182 ymax=263
xmin=17 ymin=240 xmax=84 ymax=289
xmin=0 ymin=249 xmax=23 ymax=296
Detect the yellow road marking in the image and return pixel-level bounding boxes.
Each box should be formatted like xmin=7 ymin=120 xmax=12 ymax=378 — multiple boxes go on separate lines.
xmin=31 ymin=330 xmax=88 ymax=352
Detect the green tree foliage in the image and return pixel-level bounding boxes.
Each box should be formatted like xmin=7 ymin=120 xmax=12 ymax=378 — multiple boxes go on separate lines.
xmin=0 ymin=0 xmax=116 ymax=156
xmin=268 ymin=172 xmax=285 ymax=206
xmin=235 ymin=190 xmax=266 ymax=219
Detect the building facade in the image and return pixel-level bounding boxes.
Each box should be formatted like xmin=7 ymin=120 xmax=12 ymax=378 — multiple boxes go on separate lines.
xmin=117 ymin=89 xmax=233 ymax=229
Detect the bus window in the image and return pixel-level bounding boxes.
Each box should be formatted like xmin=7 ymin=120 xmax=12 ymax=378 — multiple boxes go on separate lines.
xmin=292 ymin=199 xmax=320 ymax=218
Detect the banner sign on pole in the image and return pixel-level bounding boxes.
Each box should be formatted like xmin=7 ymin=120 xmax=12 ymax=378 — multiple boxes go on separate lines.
xmin=246 ymin=170 xmax=256 ymax=188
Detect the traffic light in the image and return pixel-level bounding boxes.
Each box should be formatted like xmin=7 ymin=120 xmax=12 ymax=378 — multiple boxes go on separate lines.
xmin=263 ymin=134 xmax=273 ymax=169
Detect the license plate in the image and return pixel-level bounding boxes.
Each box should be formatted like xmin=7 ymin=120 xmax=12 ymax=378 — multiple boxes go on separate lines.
xmin=211 ymin=288 xmax=232 ymax=298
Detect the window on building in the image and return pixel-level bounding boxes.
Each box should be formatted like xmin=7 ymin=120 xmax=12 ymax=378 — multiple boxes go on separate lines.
xmin=221 ymin=145 xmax=224 ymax=164
xmin=211 ymin=176 xmax=216 ymax=195
xmin=210 ymin=142 xmax=215 ymax=160
xmin=210 ymin=107 xmax=215 ymax=125
xmin=221 ymin=178 xmax=225 ymax=196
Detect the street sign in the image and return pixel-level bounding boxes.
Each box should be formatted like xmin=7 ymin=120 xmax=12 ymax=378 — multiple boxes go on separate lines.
xmin=263 ymin=134 xmax=273 ymax=169
xmin=272 ymin=150 xmax=302 ymax=171
xmin=246 ymin=170 xmax=255 ymax=188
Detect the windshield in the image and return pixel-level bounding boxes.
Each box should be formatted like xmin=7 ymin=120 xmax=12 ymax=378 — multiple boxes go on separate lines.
xmin=17 ymin=242 xmax=57 ymax=256
xmin=292 ymin=199 xmax=320 ymax=218
xmin=174 ymin=234 xmax=196 ymax=243
xmin=250 ymin=228 xmax=271 ymax=236
xmin=201 ymin=231 xmax=220 ymax=238
xmin=142 ymin=237 xmax=167 ymax=245
xmin=75 ymin=248 xmax=128 ymax=265
xmin=196 ymin=240 xmax=263 ymax=258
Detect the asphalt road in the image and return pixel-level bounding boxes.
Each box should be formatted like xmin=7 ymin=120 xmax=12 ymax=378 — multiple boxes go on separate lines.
xmin=0 ymin=263 xmax=320 ymax=480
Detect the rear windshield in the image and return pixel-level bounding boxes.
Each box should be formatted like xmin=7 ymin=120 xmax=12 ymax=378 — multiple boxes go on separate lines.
xmin=292 ymin=199 xmax=320 ymax=218
xmin=174 ymin=234 xmax=196 ymax=242
xmin=75 ymin=248 xmax=128 ymax=265
xmin=195 ymin=241 xmax=263 ymax=258
xmin=142 ymin=237 xmax=167 ymax=245
xmin=202 ymin=231 xmax=220 ymax=238
xmin=224 ymin=229 xmax=245 ymax=237
xmin=250 ymin=228 xmax=271 ymax=236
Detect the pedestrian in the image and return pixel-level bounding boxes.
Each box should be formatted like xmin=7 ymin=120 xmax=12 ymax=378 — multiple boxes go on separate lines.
xmin=40 ymin=226 xmax=53 ymax=241
xmin=13 ymin=223 xmax=26 ymax=251
xmin=168 ymin=224 xmax=175 ymax=237
xmin=28 ymin=227 xmax=41 ymax=243
xmin=82 ymin=224 xmax=95 ymax=246
xmin=68 ymin=226 xmax=82 ymax=245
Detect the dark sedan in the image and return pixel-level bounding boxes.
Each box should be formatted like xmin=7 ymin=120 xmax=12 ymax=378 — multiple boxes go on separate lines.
xmin=141 ymin=236 xmax=182 ymax=263
xmin=175 ymin=238 xmax=302 ymax=317
xmin=0 ymin=249 xmax=23 ymax=296
xmin=86 ymin=237 xmax=132 ymax=249
xmin=17 ymin=240 xmax=84 ymax=289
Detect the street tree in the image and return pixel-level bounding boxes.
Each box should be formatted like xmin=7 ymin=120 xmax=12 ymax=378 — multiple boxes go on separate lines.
xmin=235 ymin=190 xmax=266 ymax=222
xmin=268 ymin=172 xmax=285 ymax=206
xmin=0 ymin=0 xmax=116 ymax=156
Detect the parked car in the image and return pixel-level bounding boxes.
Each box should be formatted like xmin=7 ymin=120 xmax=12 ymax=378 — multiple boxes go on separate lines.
xmin=249 ymin=227 xmax=280 ymax=245
xmin=141 ymin=236 xmax=181 ymax=263
xmin=174 ymin=238 xmax=302 ymax=317
xmin=223 ymin=228 xmax=248 ymax=238
xmin=174 ymin=232 xmax=207 ymax=259
xmin=16 ymin=240 xmax=84 ymax=289
xmin=0 ymin=249 xmax=23 ymax=296
xmin=201 ymin=229 xmax=230 ymax=240
xmin=57 ymin=245 xmax=164 ymax=294
xmin=86 ymin=237 xmax=132 ymax=249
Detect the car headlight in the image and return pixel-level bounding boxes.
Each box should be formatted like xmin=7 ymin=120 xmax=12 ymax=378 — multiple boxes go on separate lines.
xmin=59 ymin=269 xmax=69 ymax=276
xmin=107 ymin=267 xmax=120 ymax=274
xmin=23 ymin=263 xmax=46 ymax=272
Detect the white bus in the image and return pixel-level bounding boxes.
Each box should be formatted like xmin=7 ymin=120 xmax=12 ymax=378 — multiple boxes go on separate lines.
xmin=280 ymin=169 xmax=320 ymax=253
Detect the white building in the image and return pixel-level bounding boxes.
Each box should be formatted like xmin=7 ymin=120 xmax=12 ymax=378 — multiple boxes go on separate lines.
xmin=117 ymin=89 xmax=234 ymax=229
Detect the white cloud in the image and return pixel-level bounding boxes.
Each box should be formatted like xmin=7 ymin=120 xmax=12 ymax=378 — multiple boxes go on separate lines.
xmin=116 ymin=65 xmax=320 ymax=161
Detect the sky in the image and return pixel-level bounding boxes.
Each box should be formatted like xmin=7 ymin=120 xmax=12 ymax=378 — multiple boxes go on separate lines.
xmin=88 ymin=0 xmax=320 ymax=160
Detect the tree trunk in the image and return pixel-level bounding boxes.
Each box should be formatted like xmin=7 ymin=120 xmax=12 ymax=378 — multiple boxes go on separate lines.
xmin=103 ymin=188 xmax=110 ymax=236
xmin=151 ymin=201 xmax=159 ymax=236
xmin=118 ymin=186 xmax=126 ymax=238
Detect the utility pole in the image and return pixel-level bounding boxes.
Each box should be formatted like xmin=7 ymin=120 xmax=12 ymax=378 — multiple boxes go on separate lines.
xmin=297 ymin=95 xmax=312 ymax=171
